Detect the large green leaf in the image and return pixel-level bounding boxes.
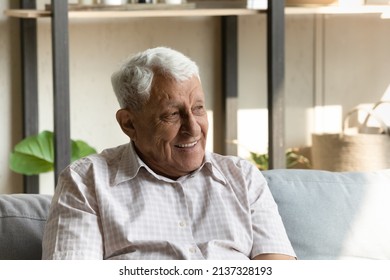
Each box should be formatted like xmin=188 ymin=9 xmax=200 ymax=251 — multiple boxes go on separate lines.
xmin=9 ymin=152 xmax=54 ymax=175
xmin=13 ymin=130 xmax=54 ymax=163
xmin=9 ymin=130 xmax=97 ymax=175
xmin=71 ymin=140 xmax=97 ymax=162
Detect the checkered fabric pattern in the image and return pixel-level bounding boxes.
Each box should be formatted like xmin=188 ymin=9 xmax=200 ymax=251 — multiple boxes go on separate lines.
xmin=42 ymin=142 xmax=295 ymax=260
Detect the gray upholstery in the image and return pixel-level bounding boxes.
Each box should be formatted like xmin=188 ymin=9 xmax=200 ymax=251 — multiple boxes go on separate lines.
xmin=1 ymin=169 xmax=389 ymax=260
xmin=263 ymin=169 xmax=390 ymax=260
xmin=0 ymin=194 xmax=52 ymax=260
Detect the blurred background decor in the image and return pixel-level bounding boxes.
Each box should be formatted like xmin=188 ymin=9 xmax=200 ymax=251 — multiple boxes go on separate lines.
xmin=312 ymin=100 xmax=390 ymax=171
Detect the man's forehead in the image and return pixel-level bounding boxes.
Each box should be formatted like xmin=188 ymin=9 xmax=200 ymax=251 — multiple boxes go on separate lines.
xmin=151 ymin=81 xmax=204 ymax=104
xmin=156 ymin=94 xmax=205 ymax=107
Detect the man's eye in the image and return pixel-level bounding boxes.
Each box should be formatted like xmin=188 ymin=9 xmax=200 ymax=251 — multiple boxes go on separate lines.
xmin=163 ymin=111 xmax=179 ymax=120
xmin=193 ymin=105 xmax=205 ymax=114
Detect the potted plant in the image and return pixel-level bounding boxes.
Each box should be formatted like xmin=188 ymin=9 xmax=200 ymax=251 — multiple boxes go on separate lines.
xmin=9 ymin=130 xmax=97 ymax=175
xmin=250 ymin=148 xmax=311 ymax=171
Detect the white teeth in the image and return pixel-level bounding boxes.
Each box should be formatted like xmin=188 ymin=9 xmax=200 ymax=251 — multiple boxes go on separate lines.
xmin=176 ymin=141 xmax=197 ymax=148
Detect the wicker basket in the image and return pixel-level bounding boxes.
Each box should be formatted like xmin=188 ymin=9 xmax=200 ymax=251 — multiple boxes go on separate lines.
xmin=312 ymin=101 xmax=390 ymax=172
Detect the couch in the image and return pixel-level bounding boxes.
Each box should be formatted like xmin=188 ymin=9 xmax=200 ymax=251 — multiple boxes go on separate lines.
xmin=1 ymin=169 xmax=389 ymax=260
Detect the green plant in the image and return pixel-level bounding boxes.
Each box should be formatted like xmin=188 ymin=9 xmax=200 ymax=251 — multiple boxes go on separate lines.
xmin=250 ymin=148 xmax=311 ymax=170
xmin=9 ymin=130 xmax=97 ymax=175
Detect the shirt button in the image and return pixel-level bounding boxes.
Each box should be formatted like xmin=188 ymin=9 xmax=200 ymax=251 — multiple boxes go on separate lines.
xmin=189 ymin=247 xmax=197 ymax=254
xmin=179 ymin=220 xmax=186 ymax=227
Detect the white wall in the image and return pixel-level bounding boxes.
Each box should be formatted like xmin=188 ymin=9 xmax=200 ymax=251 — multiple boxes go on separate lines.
xmin=2 ymin=2 xmax=390 ymax=193
xmin=1 ymin=1 xmax=22 ymax=193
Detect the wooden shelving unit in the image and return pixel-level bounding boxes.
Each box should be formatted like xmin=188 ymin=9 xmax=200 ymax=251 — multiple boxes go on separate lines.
xmin=8 ymin=4 xmax=390 ymax=18
xmin=285 ymin=4 xmax=390 ymax=15
xmin=5 ymin=8 xmax=262 ymax=18
xmin=6 ymin=0 xmax=286 ymax=193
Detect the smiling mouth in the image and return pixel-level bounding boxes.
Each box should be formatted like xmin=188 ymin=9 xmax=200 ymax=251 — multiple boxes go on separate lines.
xmin=175 ymin=141 xmax=198 ymax=148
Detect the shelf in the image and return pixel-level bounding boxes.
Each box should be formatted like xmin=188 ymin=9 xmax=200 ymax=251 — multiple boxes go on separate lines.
xmin=285 ymin=5 xmax=390 ymax=15
xmin=6 ymin=5 xmax=390 ymax=19
xmin=4 ymin=8 xmax=263 ymax=19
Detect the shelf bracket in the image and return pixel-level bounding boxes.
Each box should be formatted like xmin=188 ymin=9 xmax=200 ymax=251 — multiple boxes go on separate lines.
xmin=51 ymin=0 xmax=71 ymax=185
xmin=221 ymin=16 xmax=238 ymax=156
xmin=267 ymin=0 xmax=286 ymax=169
xmin=20 ymin=0 xmax=39 ymax=193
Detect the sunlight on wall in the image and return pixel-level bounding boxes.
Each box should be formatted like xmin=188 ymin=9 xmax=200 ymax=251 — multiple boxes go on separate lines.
xmin=312 ymin=105 xmax=343 ymax=134
xmin=351 ymin=103 xmax=390 ymax=131
xmin=382 ymin=83 xmax=390 ymax=101
xmin=237 ymin=109 xmax=268 ymax=160
xmin=379 ymin=86 xmax=390 ymax=126
xmin=380 ymin=10 xmax=390 ymax=19
xmin=344 ymin=91 xmax=390 ymax=134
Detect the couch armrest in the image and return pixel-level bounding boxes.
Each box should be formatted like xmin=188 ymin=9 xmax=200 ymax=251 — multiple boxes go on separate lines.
xmin=0 ymin=194 xmax=52 ymax=260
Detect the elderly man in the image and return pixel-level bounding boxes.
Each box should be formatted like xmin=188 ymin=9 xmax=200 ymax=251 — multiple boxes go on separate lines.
xmin=42 ymin=47 xmax=296 ymax=260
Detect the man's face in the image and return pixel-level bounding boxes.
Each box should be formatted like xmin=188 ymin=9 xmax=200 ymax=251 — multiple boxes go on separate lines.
xmin=129 ymin=74 xmax=208 ymax=179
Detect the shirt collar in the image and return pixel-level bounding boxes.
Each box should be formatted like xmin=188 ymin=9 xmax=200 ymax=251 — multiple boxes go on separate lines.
xmin=176 ymin=151 xmax=227 ymax=185
xmin=203 ymin=151 xmax=228 ymax=185
xmin=111 ymin=142 xmax=146 ymax=186
xmin=112 ymin=142 xmax=227 ymax=186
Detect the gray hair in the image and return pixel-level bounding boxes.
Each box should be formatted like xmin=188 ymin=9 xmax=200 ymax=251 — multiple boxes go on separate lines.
xmin=111 ymin=47 xmax=200 ymax=110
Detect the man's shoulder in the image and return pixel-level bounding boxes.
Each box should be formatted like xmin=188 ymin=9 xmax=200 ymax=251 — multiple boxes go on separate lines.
xmin=206 ymin=151 xmax=256 ymax=172
xmin=99 ymin=143 xmax=130 ymax=160
xmin=69 ymin=143 xmax=130 ymax=171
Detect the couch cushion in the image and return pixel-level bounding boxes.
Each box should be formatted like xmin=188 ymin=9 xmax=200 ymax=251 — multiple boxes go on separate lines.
xmin=263 ymin=169 xmax=390 ymax=260
xmin=0 ymin=194 xmax=52 ymax=260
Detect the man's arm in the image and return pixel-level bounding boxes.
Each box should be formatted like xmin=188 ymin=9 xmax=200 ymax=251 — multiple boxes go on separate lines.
xmin=245 ymin=161 xmax=297 ymax=260
xmin=252 ymin=253 xmax=296 ymax=260
xmin=42 ymin=163 xmax=104 ymax=259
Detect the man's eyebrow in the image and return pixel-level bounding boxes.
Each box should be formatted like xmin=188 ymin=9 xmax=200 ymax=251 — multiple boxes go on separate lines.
xmin=159 ymin=102 xmax=180 ymax=112
xmin=164 ymin=101 xmax=180 ymax=108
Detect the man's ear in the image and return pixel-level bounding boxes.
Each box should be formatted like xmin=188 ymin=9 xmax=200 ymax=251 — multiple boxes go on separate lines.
xmin=116 ymin=109 xmax=137 ymax=140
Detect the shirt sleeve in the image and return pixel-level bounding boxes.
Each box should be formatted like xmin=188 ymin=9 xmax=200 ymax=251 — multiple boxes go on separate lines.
xmin=42 ymin=160 xmax=104 ymax=260
xmin=245 ymin=162 xmax=296 ymax=259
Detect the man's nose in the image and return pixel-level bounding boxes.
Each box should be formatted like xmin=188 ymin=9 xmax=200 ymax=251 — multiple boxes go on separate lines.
xmin=181 ymin=113 xmax=200 ymax=136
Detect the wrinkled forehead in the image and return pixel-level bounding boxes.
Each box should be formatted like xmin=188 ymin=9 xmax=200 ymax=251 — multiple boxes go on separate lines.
xmin=150 ymin=74 xmax=205 ymax=105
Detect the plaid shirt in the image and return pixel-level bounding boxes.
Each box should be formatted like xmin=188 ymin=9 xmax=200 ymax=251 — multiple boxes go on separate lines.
xmin=42 ymin=142 xmax=295 ymax=260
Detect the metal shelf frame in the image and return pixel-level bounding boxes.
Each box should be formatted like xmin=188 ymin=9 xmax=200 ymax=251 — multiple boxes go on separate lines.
xmin=15 ymin=0 xmax=285 ymax=192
